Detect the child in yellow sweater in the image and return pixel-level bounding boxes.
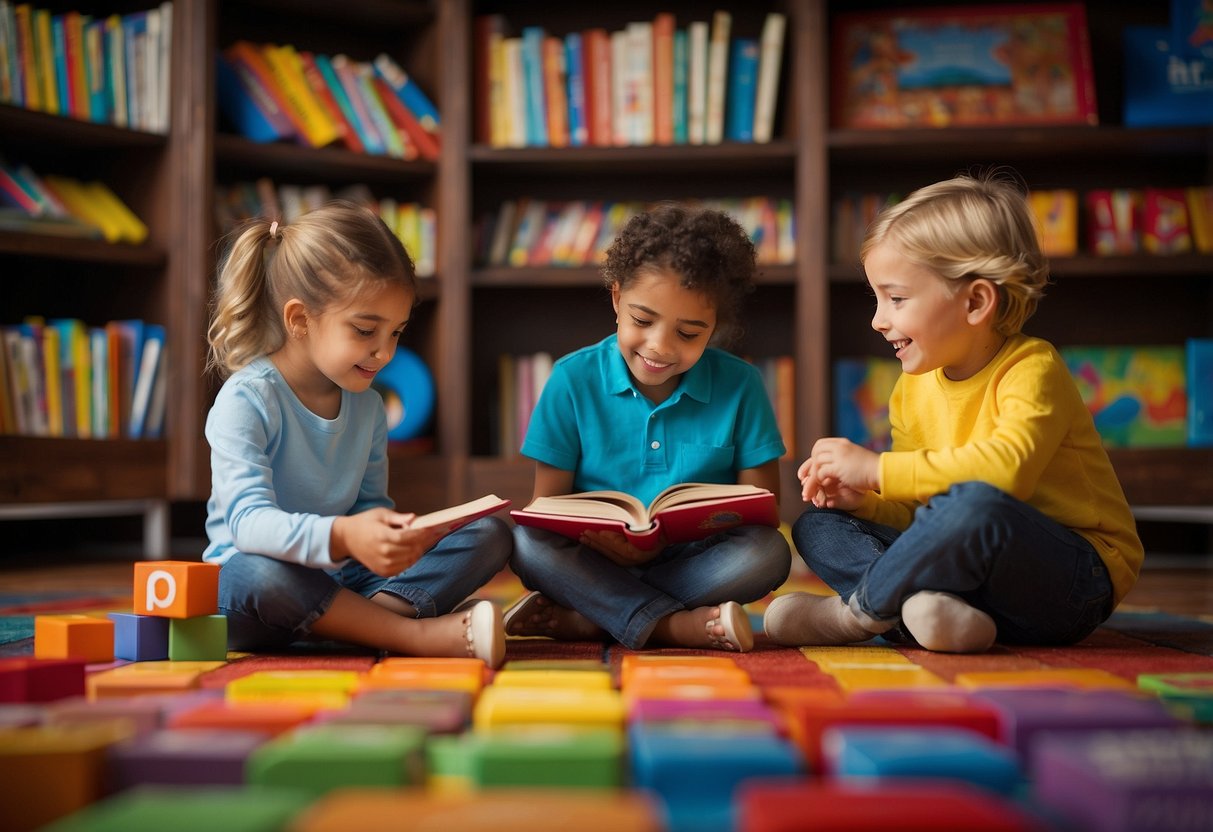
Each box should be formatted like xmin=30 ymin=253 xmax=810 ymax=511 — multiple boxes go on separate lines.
xmin=765 ymin=173 xmax=1143 ymax=653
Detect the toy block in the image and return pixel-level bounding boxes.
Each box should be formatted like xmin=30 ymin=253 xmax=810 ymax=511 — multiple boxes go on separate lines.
xmin=168 ymin=614 xmax=228 ymax=661
xmin=971 ymin=688 xmax=1183 ymax=759
xmin=800 ymin=645 xmax=913 ymax=669
xmin=107 ymin=728 xmax=270 ymax=789
xmin=0 ymin=657 xmax=86 ymax=703
xmin=225 ymin=669 xmax=362 ymax=710
xmin=492 ymin=669 xmax=612 ymax=690
xmin=824 ymin=725 xmax=1022 ymax=795
xmin=166 ymin=701 xmax=315 ymax=737
xmin=361 ymin=657 xmax=485 ymax=695
xmin=736 ymin=780 xmax=1045 ymax=832
xmin=425 ymin=733 xmax=478 ymax=794
xmin=0 ymin=704 xmax=44 ymax=728
xmin=87 ymin=666 xmax=208 ymax=701
xmin=501 ymin=659 xmax=611 ymax=672
xmin=34 ymin=615 xmax=114 ymax=663
xmin=247 ymin=724 xmax=427 ymax=795
xmin=45 ymin=696 xmax=163 ymax=736
xmin=789 ymin=694 xmax=1001 ymax=774
xmin=1138 ymin=672 xmax=1213 ymax=722
xmin=319 ymin=693 xmax=470 ymax=734
xmin=624 ymin=663 xmax=752 ymax=687
xmin=42 ymin=785 xmax=312 ymax=832
xmin=1033 ymin=728 xmax=1213 ymax=832
xmin=955 ymin=668 xmax=1136 ymax=691
xmin=472 ymin=686 xmax=625 ymax=730
xmin=353 ymin=687 xmax=473 ymax=710
xmin=630 ymin=724 xmax=802 ymax=809
xmin=826 ymin=665 xmax=948 ymax=692
xmin=0 ymin=721 xmax=134 ymax=832
xmin=621 ymin=679 xmax=762 ymax=708
xmin=289 ymin=788 xmax=663 ymax=832
xmin=620 ymin=654 xmax=739 ymax=687
xmin=108 ymin=612 xmax=170 ymax=661
xmin=629 ymin=697 xmax=785 ymax=735
xmin=469 ymin=725 xmax=625 ymax=788
xmin=132 ymin=560 xmax=221 ymax=619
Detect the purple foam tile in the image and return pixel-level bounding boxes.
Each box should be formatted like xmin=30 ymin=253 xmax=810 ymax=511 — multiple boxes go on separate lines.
xmin=1032 ymin=728 xmax=1213 ymax=832
xmin=971 ymin=688 xmax=1183 ymax=759
xmin=44 ymin=695 xmax=163 ymax=735
xmin=106 ymin=727 xmax=270 ymax=790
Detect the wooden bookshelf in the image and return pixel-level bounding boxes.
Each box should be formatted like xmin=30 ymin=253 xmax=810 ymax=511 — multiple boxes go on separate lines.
xmin=2 ymin=0 xmax=1210 ymax=543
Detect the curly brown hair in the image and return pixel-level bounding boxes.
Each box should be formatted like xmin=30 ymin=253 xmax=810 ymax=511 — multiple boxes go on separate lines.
xmin=602 ymin=203 xmax=757 ymax=346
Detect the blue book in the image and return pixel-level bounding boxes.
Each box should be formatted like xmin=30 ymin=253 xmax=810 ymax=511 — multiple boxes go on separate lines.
xmin=520 ymin=26 xmax=548 ymax=147
xmin=122 ymin=10 xmax=146 ymax=129
xmin=371 ymin=52 xmax=440 ymax=133
xmin=215 ymin=53 xmax=293 ymax=143
xmin=51 ymin=15 xmax=69 ymax=115
xmin=564 ymin=33 xmax=587 ymax=147
xmin=128 ymin=322 xmax=163 ymax=439
xmin=672 ymin=28 xmax=688 ymax=144
xmin=84 ymin=18 xmax=110 ymax=123
xmin=724 ymin=38 xmax=759 ymax=142
xmin=1188 ymin=339 xmax=1213 ymax=447
xmin=1123 ymin=25 xmax=1213 ymax=127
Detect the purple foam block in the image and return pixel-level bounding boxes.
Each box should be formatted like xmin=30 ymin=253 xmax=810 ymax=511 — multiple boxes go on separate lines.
xmin=316 ymin=699 xmax=469 ymax=734
xmin=106 ymin=727 xmax=270 ymax=789
xmin=630 ymin=698 xmax=784 ymax=733
xmin=1033 ymin=728 xmax=1213 ymax=832
xmin=109 ymin=612 xmax=170 ymax=662
xmin=972 ymin=688 xmax=1182 ymax=759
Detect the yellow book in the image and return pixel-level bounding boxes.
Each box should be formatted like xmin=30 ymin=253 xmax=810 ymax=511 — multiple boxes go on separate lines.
xmin=40 ymin=323 xmax=62 ymax=436
xmin=41 ymin=175 xmax=122 ymax=242
xmin=82 ymin=180 xmax=148 ymax=244
xmin=262 ymin=43 xmax=340 ymax=148
xmin=13 ymin=4 xmax=40 ymax=111
xmin=1188 ymin=186 xmax=1213 ymax=254
xmin=69 ymin=321 xmax=90 ymax=437
xmin=32 ymin=7 xmax=56 ymax=113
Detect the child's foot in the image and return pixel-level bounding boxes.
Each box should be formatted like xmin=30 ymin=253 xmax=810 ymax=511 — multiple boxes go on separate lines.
xmin=651 ymin=601 xmax=754 ymax=652
xmin=503 ymin=591 xmax=607 ymax=641
xmin=401 ymin=600 xmax=505 ymax=668
xmin=900 ymin=591 xmax=996 ymax=653
xmin=763 ymin=591 xmax=881 ymax=646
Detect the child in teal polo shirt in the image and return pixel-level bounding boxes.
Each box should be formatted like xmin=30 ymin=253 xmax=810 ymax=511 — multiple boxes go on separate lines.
xmin=506 ymin=203 xmax=792 ymax=652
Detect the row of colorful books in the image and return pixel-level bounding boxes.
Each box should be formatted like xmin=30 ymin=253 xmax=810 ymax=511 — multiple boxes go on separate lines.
xmin=834 ymin=341 xmax=1213 ymax=451
xmin=1 ymin=317 xmax=165 ymax=440
xmin=213 ymin=180 xmax=435 ymax=279
xmin=0 ymin=1 xmax=171 ymax=133
xmin=475 ymin=10 xmax=785 ymax=149
xmin=832 ymin=186 xmax=1213 ymax=263
xmin=475 ymin=197 xmax=794 ymax=271
xmin=216 ymin=41 xmax=439 ymax=161
xmin=491 ymin=351 xmax=794 ymax=459
xmin=0 ymin=156 xmax=148 ymax=243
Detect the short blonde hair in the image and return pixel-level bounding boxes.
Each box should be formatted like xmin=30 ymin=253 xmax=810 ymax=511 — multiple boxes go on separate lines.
xmin=861 ymin=172 xmax=1049 ymax=335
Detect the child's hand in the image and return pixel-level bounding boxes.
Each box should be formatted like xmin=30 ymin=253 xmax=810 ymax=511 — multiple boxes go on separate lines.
xmin=580 ymin=529 xmax=663 ymax=567
xmin=332 ymin=508 xmax=444 ymax=578
xmin=799 ymin=437 xmax=879 ymax=511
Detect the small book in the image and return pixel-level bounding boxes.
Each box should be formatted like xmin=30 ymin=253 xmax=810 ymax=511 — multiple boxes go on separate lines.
xmin=510 ymin=483 xmax=778 ymax=548
xmin=410 ymin=494 xmax=512 ymax=536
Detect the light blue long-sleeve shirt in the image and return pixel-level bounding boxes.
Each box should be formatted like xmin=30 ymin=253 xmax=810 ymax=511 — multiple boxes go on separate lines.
xmin=203 ymin=356 xmax=392 ymax=569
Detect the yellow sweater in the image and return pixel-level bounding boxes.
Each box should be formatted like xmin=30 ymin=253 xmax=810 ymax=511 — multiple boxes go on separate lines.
xmin=854 ymin=334 xmax=1143 ymax=605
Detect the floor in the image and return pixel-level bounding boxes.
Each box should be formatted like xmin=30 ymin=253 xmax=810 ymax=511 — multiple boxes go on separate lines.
xmin=1 ymin=556 xmax=1210 ymax=618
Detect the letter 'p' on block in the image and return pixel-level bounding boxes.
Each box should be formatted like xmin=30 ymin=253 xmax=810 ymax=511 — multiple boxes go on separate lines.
xmin=133 ymin=561 xmax=221 ymax=619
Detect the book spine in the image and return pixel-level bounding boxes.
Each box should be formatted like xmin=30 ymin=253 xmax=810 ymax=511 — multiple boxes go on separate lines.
xmin=371 ymin=74 xmax=439 ymax=161
xmin=313 ymin=53 xmax=371 ymax=153
xmin=686 ymin=20 xmax=707 ymax=145
xmin=14 ymin=3 xmax=38 ymax=111
xmin=0 ymin=1 xmax=20 ymax=107
xmin=356 ymin=63 xmax=407 ymax=158
xmin=671 ymin=28 xmax=688 ymax=144
xmin=520 ymin=26 xmax=548 ymax=147
xmin=752 ymin=12 xmax=785 ymax=144
xmin=33 ymin=7 xmax=55 ymax=113
xmin=261 ymin=43 xmax=341 ymax=148
xmin=724 ymin=38 xmax=758 ymax=143
xmin=331 ymin=55 xmax=386 ymax=155
xmin=582 ymin=28 xmax=611 ymax=147
xmin=652 ymin=13 xmax=674 ymax=146
xmin=104 ymin=14 xmax=125 ymax=127
xmin=564 ymin=32 xmax=587 ymax=147
xmin=704 ymin=11 xmax=731 ymax=145
xmin=298 ymin=50 xmax=363 ymax=153
xmin=372 ymin=52 xmax=440 ymax=133
xmin=542 ymin=35 xmax=568 ymax=148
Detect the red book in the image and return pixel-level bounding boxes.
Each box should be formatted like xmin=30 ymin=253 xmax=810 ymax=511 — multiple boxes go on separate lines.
xmin=298 ymin=50 xmax=364 ymax=153
xmin=225 ymin=41 xmax=305 ymax=144
xmin=510 ymin=483 xmax=778 ymax=548
xmin=371 ymin=75 xmax=440 ymax=161
xmin=652 ymin=12 xmax=675 ymax=145
xmin=581 ymin=28 xmax=612 ymax=147
xmin=474 ymin=14 xmax=507 ymax=145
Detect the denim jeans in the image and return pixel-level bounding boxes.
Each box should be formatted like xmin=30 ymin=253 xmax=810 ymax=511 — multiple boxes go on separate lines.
xmin=217 ymin=516 xmax=513 ymax=650
xmin=790 ymin=482 xmax=1114 ymax=645
xmin=511 ymin=524 xmax=791 ymax=649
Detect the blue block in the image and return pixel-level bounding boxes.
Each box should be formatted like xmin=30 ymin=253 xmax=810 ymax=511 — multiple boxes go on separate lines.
xmin=108 ymin=613 xmax=169 ymax=662
xmin=824 ymin=726 xmax=1022 ymax=795
xmin=629 ymin=725 xmax=803 ymax=805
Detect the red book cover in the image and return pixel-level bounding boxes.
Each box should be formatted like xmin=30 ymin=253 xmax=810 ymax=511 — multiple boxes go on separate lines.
xmin=582 ymin=28 xmax=612 ymax=147
xmin=652 ymin=12 xmax=675 ymax=145
xmin=371 ymin=75 xmax=440 ymax=161
xmin=510 ymin=484 xmax=778 ymax=548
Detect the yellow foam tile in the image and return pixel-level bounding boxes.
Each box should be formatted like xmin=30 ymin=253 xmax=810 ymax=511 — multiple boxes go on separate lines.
xmin=226 ymin=670 xmax=363 ymax=695
xmin=827 ymin=665 xmax=948 ymax=692
xmin=491 ymin=670 xmax=612 ymax=690
xmin=472 ymin=687 xmax=625 ymax=731
xmin=800 ymin=646 xmax=913 ymax=669
xmin=107 ymin=660 xmax=227 ymax=674
xmin=955 ymin=668 xmax=1135 ymax=691
xmin=358 ymin=672 xmax=483 ymax=696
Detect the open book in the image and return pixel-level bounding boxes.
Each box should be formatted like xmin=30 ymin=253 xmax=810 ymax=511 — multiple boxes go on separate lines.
xmin=410 ymin=494 xmax=511 ymax=535
xmin=510 ymin=483 xmax=778 ymax=548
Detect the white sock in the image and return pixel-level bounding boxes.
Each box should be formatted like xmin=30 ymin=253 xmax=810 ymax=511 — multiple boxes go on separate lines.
xmin=763 ymin=592 xmax=889 ymax=647
xmin=901 ymin=591 xmax=997 ymax=653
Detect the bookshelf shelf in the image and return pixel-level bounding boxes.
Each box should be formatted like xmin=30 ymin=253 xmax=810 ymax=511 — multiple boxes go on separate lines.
xmin=0 ymin=437 xmax=168 ymax=503
xmin=0 ymin=232 xmax=166 ymax=267
xmin=0 ymin=104 xmax=168 ymax=149
xmin=473 ymin=263 xmax=797 ymax=288
xmin=214 ymin=134 xmax=437 ymax=183
xmin=469 ymin=141 xmax=799 ymax=175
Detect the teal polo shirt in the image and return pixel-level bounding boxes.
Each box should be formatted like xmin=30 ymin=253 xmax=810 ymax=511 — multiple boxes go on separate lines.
xmin=521 ymin=335 xmax=786 ymax=506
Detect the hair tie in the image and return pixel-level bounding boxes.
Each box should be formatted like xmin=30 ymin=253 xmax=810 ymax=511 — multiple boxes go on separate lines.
xmin=269 ymin=220 xmax=279 ymax=239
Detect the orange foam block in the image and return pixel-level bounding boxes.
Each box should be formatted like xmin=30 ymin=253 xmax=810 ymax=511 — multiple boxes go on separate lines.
xmin=168 ymin=701 xmax=315 ymax=737
xmin=361 ymin=658 xmax=487 ymax=696
xmin=34 ymin=615 xmax=115 ymax=663
xmin=620 ymin=654 xmax=739 ymax=687
xmin=954 ymin=668 xmax=1136 ymax=691
xmin=133 ymin=561 xmax=221 ymax=619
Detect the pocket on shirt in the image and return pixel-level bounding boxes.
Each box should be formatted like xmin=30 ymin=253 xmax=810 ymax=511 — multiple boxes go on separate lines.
xmin=677 ymin=443 xmax=735 ymax=481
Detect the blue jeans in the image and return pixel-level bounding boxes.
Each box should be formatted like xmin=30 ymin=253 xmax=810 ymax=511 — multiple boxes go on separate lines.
xmin=511 ymin=524 xmax=791 ymax=649
xmin=790 ymin=482 xmax=1114 ymax=645
xmin=218 ymin=516 xmax=513 ymax=650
